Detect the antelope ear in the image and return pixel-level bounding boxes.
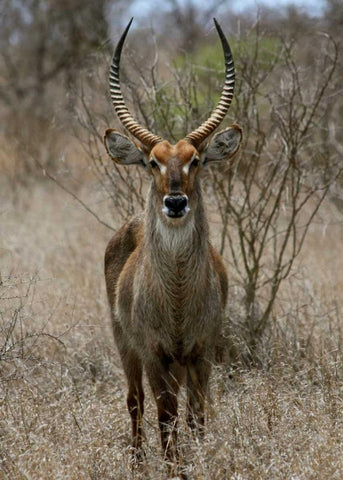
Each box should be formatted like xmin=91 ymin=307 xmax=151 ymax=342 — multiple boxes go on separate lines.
xmin=202 ymin=125 xmax=242 ymax=164
xmin=104 ymin=129 xmax=147 ymax=166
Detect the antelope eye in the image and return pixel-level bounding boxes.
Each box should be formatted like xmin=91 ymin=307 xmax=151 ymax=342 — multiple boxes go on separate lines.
xmin=150 ymin=159 xmax=158 ymax=169
xmin=191 ymin=158 xmax=200 ymax=168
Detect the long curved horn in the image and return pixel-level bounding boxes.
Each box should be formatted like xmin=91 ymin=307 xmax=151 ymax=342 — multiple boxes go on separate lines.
xmin=109 ymin=18 xmax=163 ymax=148
xmin=185 ymin=19 xmax=235 ymax=147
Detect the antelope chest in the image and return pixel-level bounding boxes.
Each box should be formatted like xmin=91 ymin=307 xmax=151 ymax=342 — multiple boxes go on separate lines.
xmin=131 ymin=258 xmax=222 ymax=359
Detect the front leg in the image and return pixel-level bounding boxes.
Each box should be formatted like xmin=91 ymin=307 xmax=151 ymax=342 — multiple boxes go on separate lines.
xmin=113 ymin=321 xmax=145 ymax=459
xmin=145 ymin=352 xmax=184 ymax=467
xmin=186 ymin=354 xmax=211 ymax=435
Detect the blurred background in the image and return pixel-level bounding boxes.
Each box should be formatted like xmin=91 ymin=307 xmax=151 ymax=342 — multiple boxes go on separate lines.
xmin=1 ymin=0 xmax=342 ymax=183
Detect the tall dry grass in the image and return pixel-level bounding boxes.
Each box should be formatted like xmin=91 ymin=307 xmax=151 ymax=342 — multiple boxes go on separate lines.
xmin=0 ymin=150 xmax=342 ymax=478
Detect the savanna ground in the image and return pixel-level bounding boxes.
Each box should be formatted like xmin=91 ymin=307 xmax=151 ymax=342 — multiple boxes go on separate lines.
xmin=1 ymin=152 xmax=342 ymax=479
xmin=1 ymin=1 xmax=343 ymax=479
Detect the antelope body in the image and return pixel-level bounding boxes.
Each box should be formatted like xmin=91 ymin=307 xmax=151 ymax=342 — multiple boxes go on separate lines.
xmin=104 ymin=18 xmax=242 ymax=467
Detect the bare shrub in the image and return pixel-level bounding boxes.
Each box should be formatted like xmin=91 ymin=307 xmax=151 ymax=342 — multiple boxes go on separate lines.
xmin=211 ymin=29 xmax=341 ymax=365
xmin=75 ymin=21 xmax=341 ymax=368
xmin=0 ymin=273 xmax=65 ymax=374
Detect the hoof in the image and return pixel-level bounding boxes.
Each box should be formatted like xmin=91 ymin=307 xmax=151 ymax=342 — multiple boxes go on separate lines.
xmin=129 ymin=445 xmax=146 ymax=465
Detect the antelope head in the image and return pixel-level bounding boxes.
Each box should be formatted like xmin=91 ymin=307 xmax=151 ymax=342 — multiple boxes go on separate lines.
xmin=104 ymin=18 xmax=242 ymax=222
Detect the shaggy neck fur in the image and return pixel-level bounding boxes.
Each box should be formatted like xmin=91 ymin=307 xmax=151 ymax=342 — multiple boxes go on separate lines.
xmin=143 ymin=180 xmax=210 ymax=329
xmin=145 ymin=181 xmax=209 ymax=261
xmin=143 ymin=180 xmax=210 ymax=310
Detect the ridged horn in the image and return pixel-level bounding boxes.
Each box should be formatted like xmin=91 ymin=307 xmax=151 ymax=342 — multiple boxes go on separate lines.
xmin=109 ymin=18 xmax=163 ymax=148
xmin=185 ymin=18 xmax=235 ymax=147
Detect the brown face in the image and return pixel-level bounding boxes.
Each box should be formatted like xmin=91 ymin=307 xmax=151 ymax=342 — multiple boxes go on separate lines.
xmin=104 ymin=126 xmax=243 ymax=221
xmin=149 ymin=139 xmax=200 ymax=219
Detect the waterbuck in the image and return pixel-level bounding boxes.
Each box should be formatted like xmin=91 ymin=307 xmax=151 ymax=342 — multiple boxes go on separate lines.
xmin=104 ymin=17 xmax=242 ymax=467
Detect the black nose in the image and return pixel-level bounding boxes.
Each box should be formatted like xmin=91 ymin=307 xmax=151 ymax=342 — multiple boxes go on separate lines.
xmin=164 ymin=195 xmax=188 ymax=217
xmin=164 ymin=195 xmax=187 ymax=211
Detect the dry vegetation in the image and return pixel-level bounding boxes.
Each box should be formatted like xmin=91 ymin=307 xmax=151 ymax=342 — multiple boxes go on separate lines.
xmin=1 ymin=169 xmax=342 ymax=480
xmin=1 ymin=1 xmax=343 ymax=479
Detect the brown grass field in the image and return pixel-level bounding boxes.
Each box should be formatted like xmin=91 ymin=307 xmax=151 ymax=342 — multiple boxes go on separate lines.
xmin=1 ymin=148 xmax=342 ymax=479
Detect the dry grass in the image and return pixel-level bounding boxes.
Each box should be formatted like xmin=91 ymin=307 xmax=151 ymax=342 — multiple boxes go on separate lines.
xmin=0 ymin=166 xmax=342 ymax=479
